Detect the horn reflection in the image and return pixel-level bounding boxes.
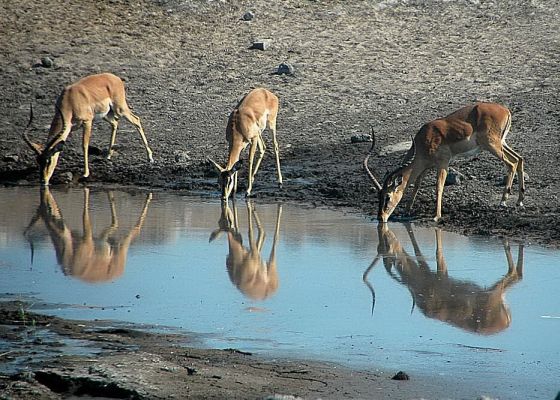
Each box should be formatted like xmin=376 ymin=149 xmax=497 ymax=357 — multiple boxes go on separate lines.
xmin=210 ymin=200 xmax=282 ymax=301
xmin=364 ymin=223 xmax=523 ymax=334
xmin=24 ymin=187 xmax=151 ymax=283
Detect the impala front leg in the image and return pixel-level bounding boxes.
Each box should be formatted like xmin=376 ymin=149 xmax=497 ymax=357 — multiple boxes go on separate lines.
xmin=104 ymin=114 xmax=119 ymax=160
xmin=246 ymin=137 xmax=258 ymax=197
xmin=434 ymin=167 xmax=448 ymax=222
xmin=82 ymin=121 xmax=93 ymax=179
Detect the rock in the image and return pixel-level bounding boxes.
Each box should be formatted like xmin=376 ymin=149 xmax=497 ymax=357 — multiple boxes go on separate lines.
xmin=241 ymin=11 xmax=254 ymax=21
xmin=391 ymin=371 xmax=409 ymax=380
xmin=276 ymin=62 xmax=295 ymax=75
xmin=174 ymin=150 xmax=190 ymax=163
xmin=3 ymin=155 xmax=19 ymax=163
xmin=58 ymin=172 xmax=73 ymax=183
xmin=445 ymin=169 xmax=462 ymax=186
xmin=88 ymin=145 xmax=104 ymax=156
xmin=251 ymin=39 xmax=271 ymax=51
xmin=350 ymin=133 xmax=372 ymax=144
xmin=41 ymin=57 xmax=54 ymax=68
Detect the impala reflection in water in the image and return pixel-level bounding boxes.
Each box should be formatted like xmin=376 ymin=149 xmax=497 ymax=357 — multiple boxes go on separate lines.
xmin=364 ymin=223 xmax=524 ymax=334
xmin=210 ymin=200 xmax=282 ymax=300
xmin=24 ymin=187 xmax=152 ymax=283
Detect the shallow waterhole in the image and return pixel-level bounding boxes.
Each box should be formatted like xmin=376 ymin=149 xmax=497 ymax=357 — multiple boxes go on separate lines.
xmin=0 ymin=186 xmax=558 ymax=398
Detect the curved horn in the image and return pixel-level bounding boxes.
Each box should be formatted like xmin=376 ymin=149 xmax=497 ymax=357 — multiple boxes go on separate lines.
xmin=387 ymin=136 xmax=417 ymax=179
xmin=363 ymin=127 xmax=383 ymax=191
xmin=22 ymin=104 xmax=43 ymax=155
xmin=208 ymin=157 xmax=226 ymax=172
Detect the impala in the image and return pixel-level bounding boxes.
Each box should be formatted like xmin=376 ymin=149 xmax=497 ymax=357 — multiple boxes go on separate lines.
xmin=210 ymin=200 xmax=282 ymax=300
xmin=364 ymin=102 xmax=525 ymax=222
xmin=208 ymin=88 xmax=282 ymax=200
xmin=363 ymin=223 xmax=523 ymax=334
xmin=22 ymin=72 xmax=153 ymax=185
xmin=24 ymin=187 xmax=152 ymax=283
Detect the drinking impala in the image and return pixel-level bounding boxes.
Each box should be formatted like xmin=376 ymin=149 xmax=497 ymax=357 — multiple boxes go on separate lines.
xmin=22 ymin=73 xmax=153 ymax=185
xmin=364 ymin=103 xmax=525 ymax=222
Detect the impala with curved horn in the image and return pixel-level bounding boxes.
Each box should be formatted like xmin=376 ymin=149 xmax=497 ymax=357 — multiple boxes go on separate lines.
xmin=208 ymin=88 xmax=282 ymax=200
xmin=364 ymin=102 xmax=525 ymax=222
xmin=22 ymin=73 xmax=153 ymax=185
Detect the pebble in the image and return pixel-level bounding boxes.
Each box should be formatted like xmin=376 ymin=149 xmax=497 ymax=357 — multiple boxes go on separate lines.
xmin=277 ymin=62 xmax=295 ymax=75
xmin=241 ymin=11 xmax=254 ymax=21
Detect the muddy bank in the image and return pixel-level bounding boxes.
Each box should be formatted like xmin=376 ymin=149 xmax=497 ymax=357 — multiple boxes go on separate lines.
xmin=0 ymin=301 xmax=489 ymax=400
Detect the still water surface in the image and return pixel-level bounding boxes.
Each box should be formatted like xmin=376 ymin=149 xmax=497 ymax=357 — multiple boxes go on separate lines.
xmin=0 ymin=186 xmax=558 ymax=399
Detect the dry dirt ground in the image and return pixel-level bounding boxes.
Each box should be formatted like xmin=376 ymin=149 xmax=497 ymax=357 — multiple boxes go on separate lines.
xmin=0 ymin=0 xmax=559 ymax=398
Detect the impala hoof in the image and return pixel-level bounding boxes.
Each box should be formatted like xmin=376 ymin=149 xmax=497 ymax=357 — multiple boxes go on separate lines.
xmin=516 ymin=201 xmax=524 ymax=208
xmin=499 ymin=201 xmax=508 ymax=208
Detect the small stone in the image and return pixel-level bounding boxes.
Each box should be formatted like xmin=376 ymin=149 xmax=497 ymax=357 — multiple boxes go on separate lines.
xmin=251 ymin=39 xmax=271 ymax=51
xmin=277 ymin=62 xmax=295 ymax=75
xmin=174 ymin=150 xmax=190 ymax=163
xmin=58 ymin=172 xmax=73 ymax=183
xmin=445 ymin=170 xmax=461 ymax=186
xmin=3 ymin=155 xmax=19 ymax=163
xmin=88 ymin=145 xmax=104 ymax=156
xmin=241 ymin=11 xmax=254 ymax=21
xmin=350 ymin=133 xmax=373 ymax=144
xmin=391 ymin=371 xmax=409 ymax=380
xmin=41 ymin=57 xmax=54 ymax=68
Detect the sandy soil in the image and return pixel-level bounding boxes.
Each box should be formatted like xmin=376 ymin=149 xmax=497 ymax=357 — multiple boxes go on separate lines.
xmin=1 ymin=0 xmax=559 ymax=398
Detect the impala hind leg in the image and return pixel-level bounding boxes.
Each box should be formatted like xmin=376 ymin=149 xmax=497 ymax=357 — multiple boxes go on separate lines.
xmin=503 ymin=143 xmax=525 ymax=207
xmin=121 ymin=110 xmax=153 ymax=163
xmin=269 ymin=116 xmax=283 ymax=188
xmin=103 ymin=112 xmax=119 ymax=160
xmin=486 ymin=142 xmax=519 ymax=207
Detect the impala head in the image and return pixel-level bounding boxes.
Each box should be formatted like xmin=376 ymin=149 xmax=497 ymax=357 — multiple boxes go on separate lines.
xmin=208 ymin=158 xmax=243 ymax=200
xmin=364 ymin=128 xmax=416 ymax=223
xmin=378 ymin=166 xmax=409 ymax=223
xmin=22 ymin=105 xmax=65 ymax=186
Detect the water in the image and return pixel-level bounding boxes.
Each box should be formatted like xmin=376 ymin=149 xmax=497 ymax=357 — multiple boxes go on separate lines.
xmin=0 ymin=186 xmax=558 ymax=399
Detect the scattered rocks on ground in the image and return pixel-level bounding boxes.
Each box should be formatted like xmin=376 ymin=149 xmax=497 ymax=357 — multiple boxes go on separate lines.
xmin=276 ymin=62 xmax=295 ymax=75
xmin=40 ymin=57 xmax=54 ymax=68
xmin=251 ymin=39 xmax=271 ymax=51
xmin=241 ymin=11 xmax=254 ymax=21
xmin=351 ymin=133 xmax=373 ymax=143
